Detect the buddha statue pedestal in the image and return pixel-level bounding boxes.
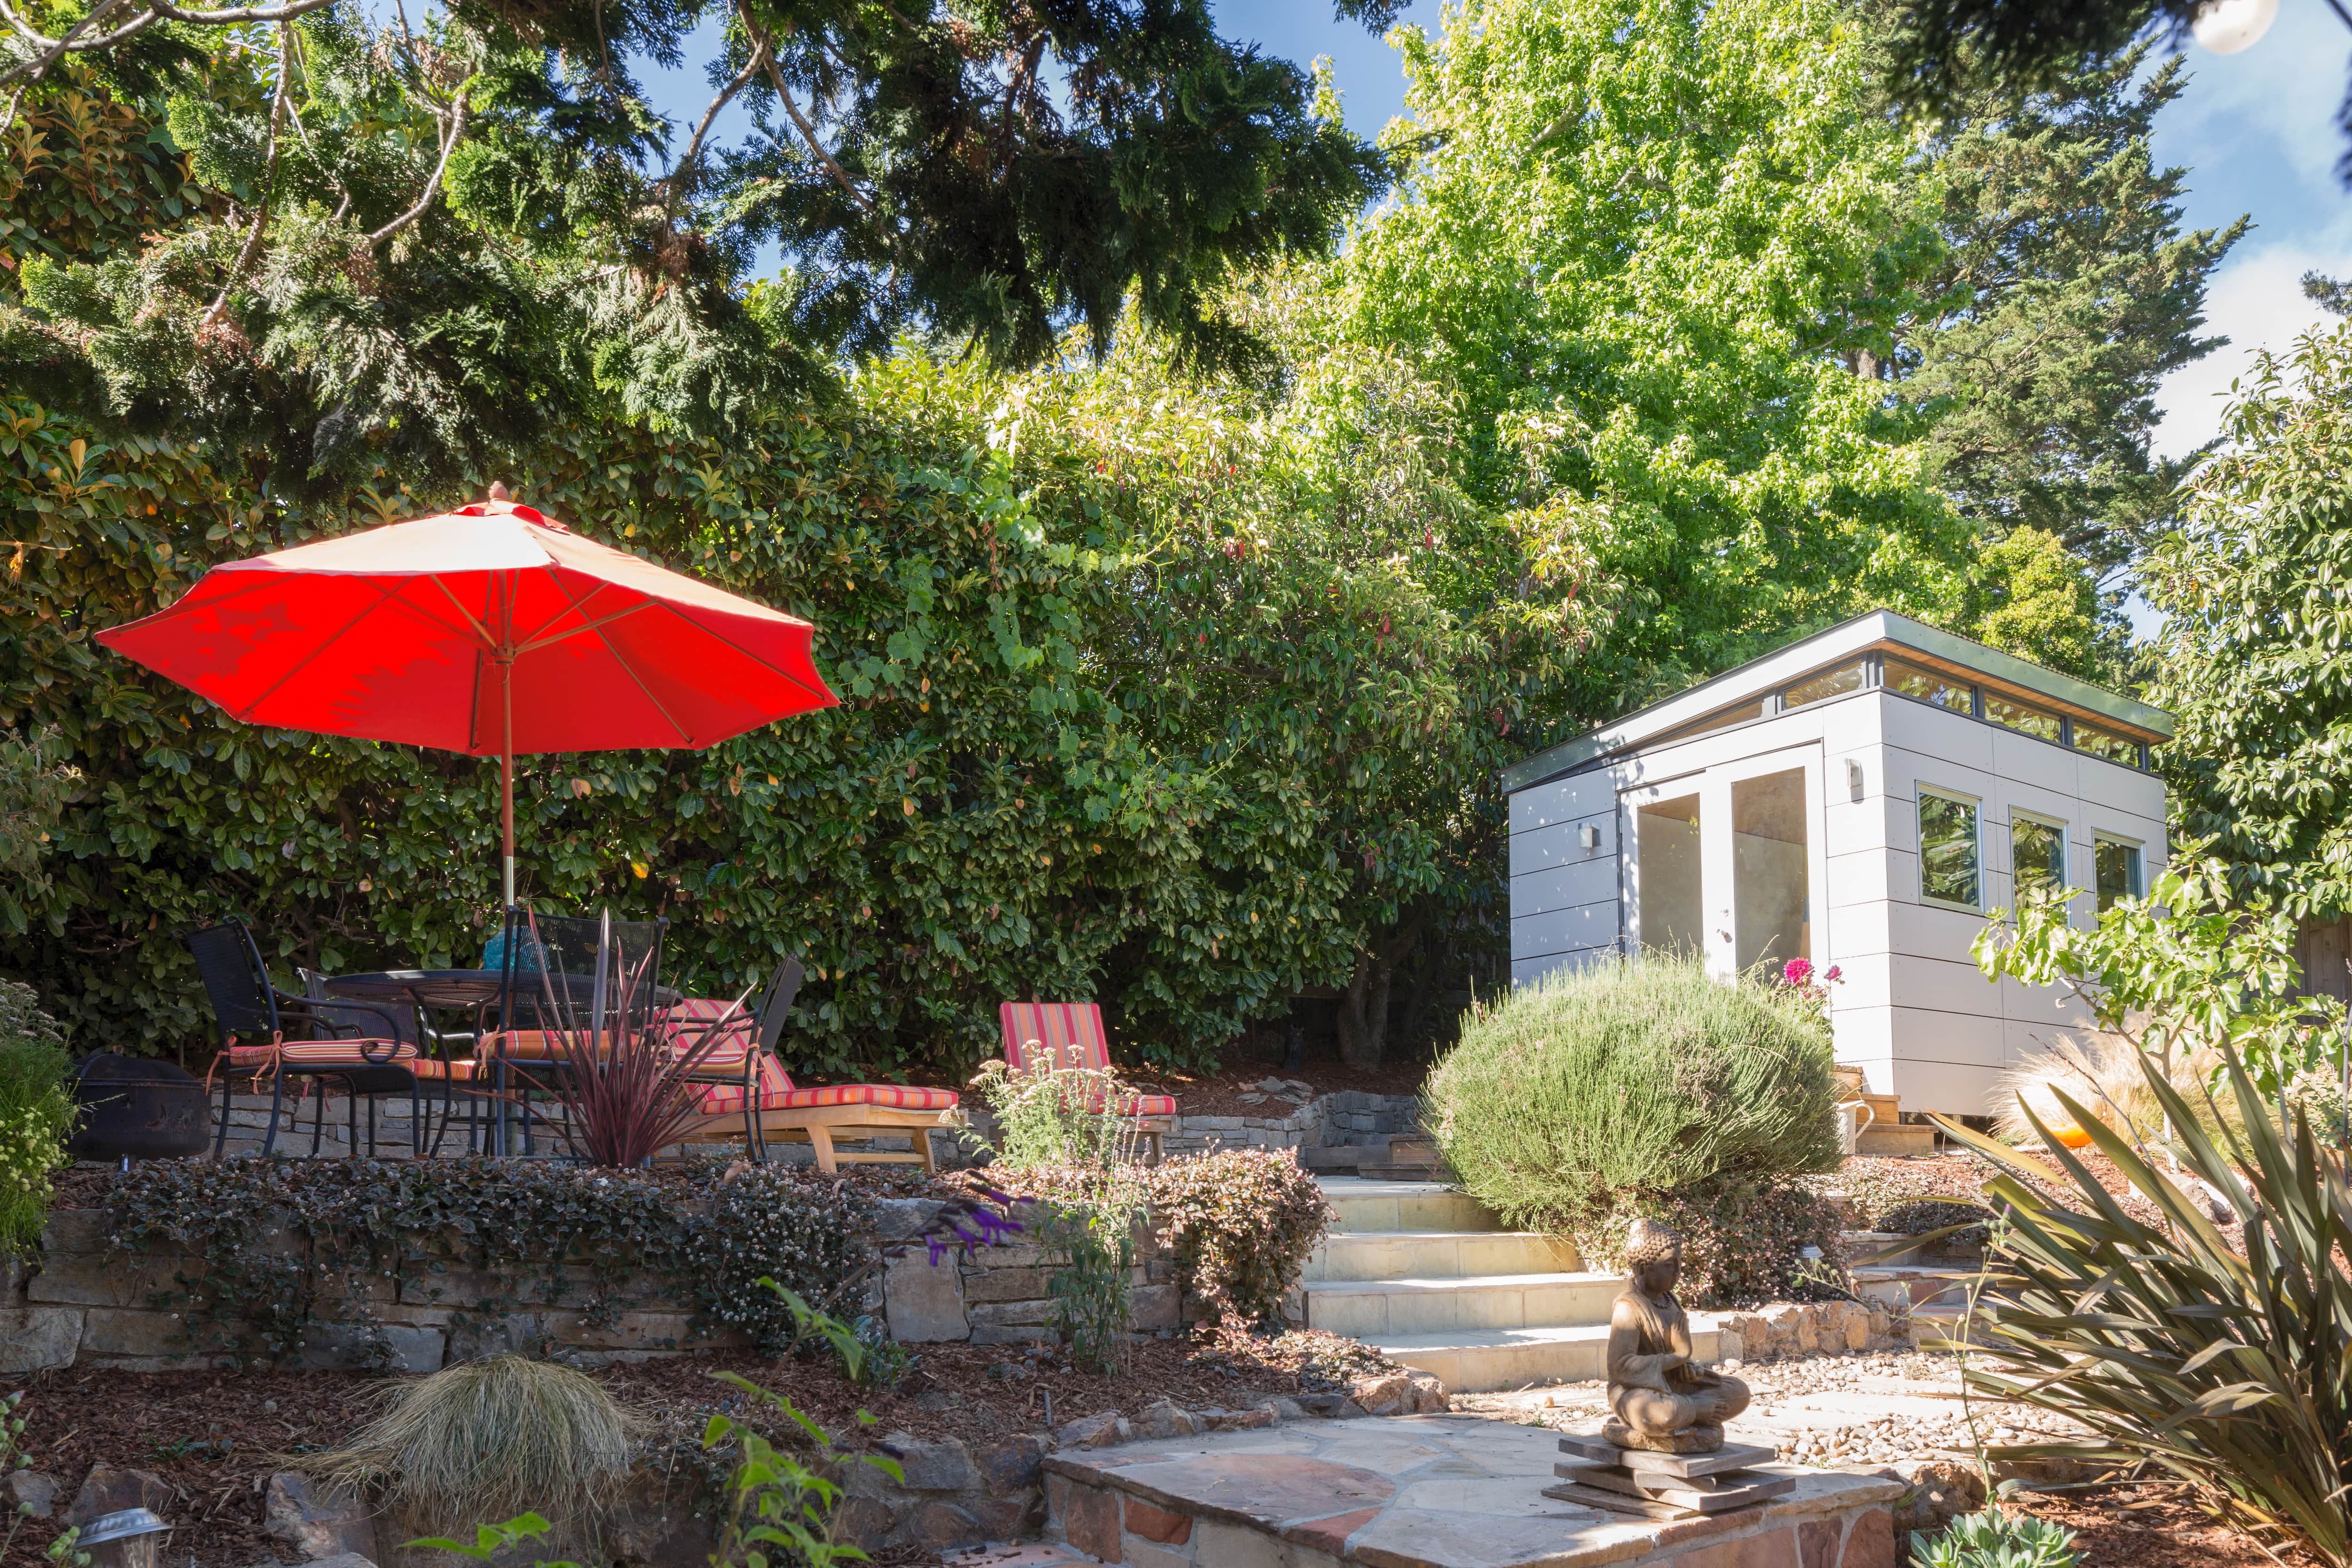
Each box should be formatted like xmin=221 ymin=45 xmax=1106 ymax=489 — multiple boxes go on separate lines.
xmin=1543 ymin=1432 xmax=1793 ymax=1520
xmin=1536 ymin=1219 xmax=1791 ymax=1521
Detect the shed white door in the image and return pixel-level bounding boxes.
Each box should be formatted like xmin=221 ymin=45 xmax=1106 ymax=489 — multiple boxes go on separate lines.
xmin=1621 ymin=745 xmax=1827 ymax=980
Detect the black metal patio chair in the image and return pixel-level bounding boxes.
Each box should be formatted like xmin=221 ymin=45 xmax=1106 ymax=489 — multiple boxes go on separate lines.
xmin=297 ymin=968 xmax=488 ymax=1158
xmin=185 ymin=918 xmax=423 ymax=1158
xmin=661 ymin=954 xmax=805 ymax=1161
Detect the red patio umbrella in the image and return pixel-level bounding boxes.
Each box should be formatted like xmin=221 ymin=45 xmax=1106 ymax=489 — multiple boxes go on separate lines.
xmin=98 ymin=493 xmax=837 ymax=902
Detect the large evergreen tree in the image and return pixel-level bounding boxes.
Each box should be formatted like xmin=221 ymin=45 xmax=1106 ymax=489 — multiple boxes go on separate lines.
xmin=0 ymin=0 xmax=1395 ymax=490
xmin=1891 ymin=47 xmax=2241 ymax=600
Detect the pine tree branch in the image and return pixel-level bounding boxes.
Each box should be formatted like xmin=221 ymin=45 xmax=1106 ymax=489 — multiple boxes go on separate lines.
xmin=739 ymin=0 xmax=873 ymax=215
xmin=198 ymin=22 xmax=293 ymax=334
xmin=0 ymin=0 xmax=342 ymax=87
xmin=367 ymin=88 xmax=468 ymax=247
xmin=665 ymin=35 xmax=769 ymax=214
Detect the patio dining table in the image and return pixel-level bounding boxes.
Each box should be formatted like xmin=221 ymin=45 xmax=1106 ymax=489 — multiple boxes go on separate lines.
xmin=324 ymin=968 xmax=682 ymax=1012
xmin=327 ymin=969 xmax=685 ymax=1156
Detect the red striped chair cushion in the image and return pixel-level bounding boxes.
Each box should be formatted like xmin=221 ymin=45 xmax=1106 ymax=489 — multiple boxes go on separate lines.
xmin=225 ymin=1039 xmax=418 ymax=1067
xmin=775 ymin=1083 xmax=959 ymax=1111
xmin=691 ymin=1054 xmax=796 ymax=1115
xmin=1000 ymin=1002 xmax=1110 ymax=1074
xmin=660 ymin=999 xmax=757 ymax=1068
xmin=1104 ymin=1090 xmax=1178 ymax=1118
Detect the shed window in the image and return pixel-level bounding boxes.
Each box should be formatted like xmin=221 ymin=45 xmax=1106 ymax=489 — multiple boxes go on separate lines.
xmin=2010 ymin=814 xmax=2066 ymax=901
xmin=2073 ymin=720 xmax=2141 ymax=767
xmin=2095 ymin=835 xmax=2143 ymax=911
xmin=1884 ymin=658 xmax=1972 ymax=713
xmin=1661 ymin=700 xmax=1766 ymax=744
xmin=1783 ymin=661 xmax=1866 ymax=709
xmin=1984 ymin=690 xmax=2063 ymax=742
xmin=1918 ymin=790 xmax=1982 ymax=911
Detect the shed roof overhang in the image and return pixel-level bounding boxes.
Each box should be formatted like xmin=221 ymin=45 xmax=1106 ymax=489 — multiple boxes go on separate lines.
xmin=1500 ymin=609 xmax=2175 ymax=795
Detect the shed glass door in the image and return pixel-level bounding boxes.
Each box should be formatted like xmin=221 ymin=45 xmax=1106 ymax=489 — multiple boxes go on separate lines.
xmin=1623 ymin=748 xmax=1823 ymax=977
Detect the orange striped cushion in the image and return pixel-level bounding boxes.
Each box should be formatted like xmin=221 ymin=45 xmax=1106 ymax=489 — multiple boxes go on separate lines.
xmin=412 ymin=1058 xmax=484 ymax=1081
xmin=691 ymin=1054 xmax=796 ymax=1114
xmin=775 ymin=1083 xmax=958 ymax=1111
xmin=1000 ymin=1002 xmax=1110 ymax=1074
xmin=482 ymin=1029 xmax=624 ymax=1061
xmin=225 ymin=1039 xmax=418 ymax=1067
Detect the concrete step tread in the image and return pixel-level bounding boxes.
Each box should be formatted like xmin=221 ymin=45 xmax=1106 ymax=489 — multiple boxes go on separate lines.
xmin=1321 ymin=1228 xmax=1563 ymax=1244
xmin=1375 ymin=1312 xmax=1730 ymax=1354
xmin=1314 ymin=1177 xmax=1461 ymax=1195
xmin=1303 ymin=1270 xmax=1619 ymax=1297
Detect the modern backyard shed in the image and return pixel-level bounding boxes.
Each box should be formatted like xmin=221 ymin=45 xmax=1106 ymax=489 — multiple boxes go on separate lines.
xmin=1501 ymin=611 xmax=2174 ymax=1115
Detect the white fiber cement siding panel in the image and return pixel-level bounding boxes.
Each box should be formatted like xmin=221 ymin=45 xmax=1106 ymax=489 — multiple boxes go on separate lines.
xmin=1510 ymin=771 xmax=1619 ymax=836
xmin=1511 ymin=899 xmax=1621 ymax=962
xmin=1514 ymin=858 xmax=1620 ymax=918
xmin=1511 ymin=813 xmax=1619 ymax=876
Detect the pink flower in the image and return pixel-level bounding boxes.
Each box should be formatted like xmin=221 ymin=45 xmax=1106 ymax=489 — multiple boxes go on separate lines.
xmin=1782 ymin=957 xmax=1813 ymax=986
xmin=1823 ymin=965 xmax=1842 ymax=984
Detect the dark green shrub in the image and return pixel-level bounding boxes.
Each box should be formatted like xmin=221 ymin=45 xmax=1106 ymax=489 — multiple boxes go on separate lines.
xmin=1149 ymin=1149 xmax=1334 ymax=1328
xmin=1425 ymin=958 xmax=1841 ymax=1233
xmin=1577 ymin=1180 xmax=1846 ymax=1308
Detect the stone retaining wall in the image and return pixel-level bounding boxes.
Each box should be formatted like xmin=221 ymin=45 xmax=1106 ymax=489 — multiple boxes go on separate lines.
xmin=0 ymin=1194 xmax=1266 ymax=1377
xmin=1159 ymin=1090 xmax=1420 ymax=1159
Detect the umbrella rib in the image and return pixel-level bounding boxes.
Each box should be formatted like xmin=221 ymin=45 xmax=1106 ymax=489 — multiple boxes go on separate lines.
xmin=513 ymin=598 xmax=657 ymax=654
xmin=536 ymin=569 xmax=698 ymax=745
xmin=221 ymin=578 xmax=418 ymax=722
xmin=638 ymin=600 xmax=835 ymax=709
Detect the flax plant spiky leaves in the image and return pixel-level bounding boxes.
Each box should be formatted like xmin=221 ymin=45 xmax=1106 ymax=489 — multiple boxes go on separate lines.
xmin=1935 ymin=1050 xmax=2352 ymax=1566
xmin=514 ymin=910 xmax=730 ymax=1168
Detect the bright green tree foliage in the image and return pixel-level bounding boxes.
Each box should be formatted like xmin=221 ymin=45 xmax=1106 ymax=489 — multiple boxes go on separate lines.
xmin=1337 ymin=0 xmax=1972 ymax=714
xmin=2144 ymin=323 xmax=2352 ymax=918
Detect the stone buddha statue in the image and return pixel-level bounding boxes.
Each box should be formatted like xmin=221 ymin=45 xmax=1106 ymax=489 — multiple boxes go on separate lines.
xmin=1604 ymin=1219 xmax=1751 ymax=1452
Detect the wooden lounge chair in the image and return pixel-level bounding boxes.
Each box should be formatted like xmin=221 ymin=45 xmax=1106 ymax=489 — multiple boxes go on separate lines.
xmin=997 ymin=1001 xmax=1178 ymax=1163
xmin=668 ymin=960 xmax=959 ymax=1171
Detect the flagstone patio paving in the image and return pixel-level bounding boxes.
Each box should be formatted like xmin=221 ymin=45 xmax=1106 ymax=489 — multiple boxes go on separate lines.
xmin=1037 ymin=1413 xmax=1903 ymax=1568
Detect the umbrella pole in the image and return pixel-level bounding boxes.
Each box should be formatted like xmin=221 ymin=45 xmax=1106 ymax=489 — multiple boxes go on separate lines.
xmin=501 ymin=653 xmax=516 ymax=907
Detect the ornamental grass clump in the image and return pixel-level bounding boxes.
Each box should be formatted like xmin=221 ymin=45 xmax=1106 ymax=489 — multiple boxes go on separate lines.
xmin=1425 ymin=958 xmax=1840 ymax=1233
xmin=312 ymin=1354 xmax=639 ymax=1535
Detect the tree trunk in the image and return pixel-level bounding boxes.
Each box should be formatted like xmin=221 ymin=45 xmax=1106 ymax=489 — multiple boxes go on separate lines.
xmin=1336 ymin=914 xmax=1426 ymax=1071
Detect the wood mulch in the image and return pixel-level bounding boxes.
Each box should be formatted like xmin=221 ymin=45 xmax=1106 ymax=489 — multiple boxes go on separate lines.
xmin=1 ymin=1331 xmax=1335 ymax=1568
xmin=1128 ymin=1052 xmax=1428 ymax=1122
xmin=2013 ymin=1486 xmax=2321 ymax=1568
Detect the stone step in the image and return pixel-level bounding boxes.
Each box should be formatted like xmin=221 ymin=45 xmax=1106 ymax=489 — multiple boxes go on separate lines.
xmin=1373 ymin=1318 xmax=1726 ymax=1394
xmin=1300 ymin=1270 xmax=1622 ymax=1339
xmin=1849 ymin=1266 xmax=1977 ymax=1312
xmin=1302 ymin=1229 xmax=1581 ymax=1283
xmin=1316 ymin=1178 xmax=1498 ymax=1235
xmin=1856 ymin=1122 xmax=1938 ymax=1157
